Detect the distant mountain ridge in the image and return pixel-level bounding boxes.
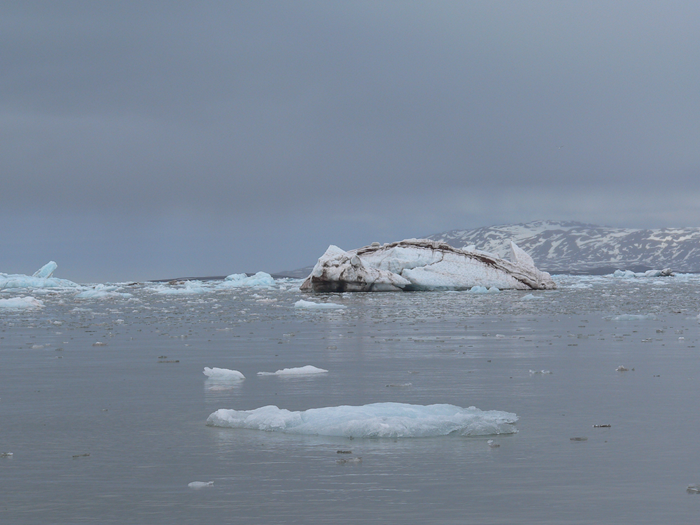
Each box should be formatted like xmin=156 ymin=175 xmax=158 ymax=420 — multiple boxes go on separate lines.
xmin=426 ymin=220 xmax=700 ymax=274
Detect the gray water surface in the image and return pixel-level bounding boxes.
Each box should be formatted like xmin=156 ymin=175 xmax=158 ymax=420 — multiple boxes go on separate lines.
xmin=1 ymin=275 xmax=700 ymax=524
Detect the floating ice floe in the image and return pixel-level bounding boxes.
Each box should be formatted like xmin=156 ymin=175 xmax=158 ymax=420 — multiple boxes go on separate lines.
xmin=188 ymin=481 xmax=214 ymax=489
xmin=529 ymin=370 xmax=552 ymax=375
xmin=613 ymin=268 xmax=674 ymax=278
xmin=0 ymin=261 xmax=79 ymax=290
xmin=257 ymin=365 xmax=328 ymax=376
xmin=294 ymin=299 xmax=346 ymax=310
xmin=610 ymin=314 xmax=657 ymax=321
xmin=300 ymin=239 xmax=555 ymax=292
xmin=0 ymin=296 xmax=44 ymax=309
xmin=203 ymin=367 xmax=245 ymax=381
xmin=206 ymin=402 xmax=518 ymax=438
xmin=219 ymin=272 xmax=275 ymax=288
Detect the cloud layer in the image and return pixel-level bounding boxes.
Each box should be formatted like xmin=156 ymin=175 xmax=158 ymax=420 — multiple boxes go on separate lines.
xmin=2 ymin=1 xmax=699 ymax=281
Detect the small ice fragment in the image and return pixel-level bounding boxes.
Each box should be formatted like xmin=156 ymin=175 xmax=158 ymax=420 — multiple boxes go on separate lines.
xmin=687 ymin=484 xmax=700 ymax=494
xmin=593 ymin=424 xmax=611 ymax=428
xmin=616 ymin=366 xmax=629 ymax=372
xmin=203 ymin=367 xmax=245 ymax=381
xmin=529 ymin=370 xmax=552 ymax=375
xmin=570 ymin=437 xmax=588 ymax=442
xmin=294 ymin=300 xmax=346 ymax=310
xmin=337 ymin=450 xmax=352 ymax=454
xmin=72 ymin=453 xmax=90 ymax=458
xmin=1 ymin=452 xmax=13 ymax=458
xmin=92 ymin=342 xmax=107 ymax=347
xmin=487 ymin=439 xmax=500 ymax=448
xmin=188 ymin=481 xmax=214 ymax=489
xmin=257 ymin=365 xmax=328 ymax=376
xmin=336 ymin=457 xmax=362 ymax=465
xmin=386 ymin=383 xmax=412 ymax=387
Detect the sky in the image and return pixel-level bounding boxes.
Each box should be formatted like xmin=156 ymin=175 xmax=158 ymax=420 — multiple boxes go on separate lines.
xmin=2 ymin=1 xmax=699 ymax=283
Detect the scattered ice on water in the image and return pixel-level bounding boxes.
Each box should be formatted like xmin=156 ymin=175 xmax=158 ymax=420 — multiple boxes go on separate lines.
xmin=529 ymin=370 xmax=552 ymax=375
xmin=687 ymin=484 xmax=700 ymax=494
xmin=76 ymin=285 xmax=132 ymax=299
xmin=337 ymin=457 xmax=362 ymax=465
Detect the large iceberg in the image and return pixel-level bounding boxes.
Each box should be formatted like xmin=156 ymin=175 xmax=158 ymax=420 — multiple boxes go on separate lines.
xmin=300 ymin=239 xmax=555 ymax=292
xmin=0 ymin=261 xmax=79 ymax=290
xmin=206 ymin=402 xmax=518 ymax=438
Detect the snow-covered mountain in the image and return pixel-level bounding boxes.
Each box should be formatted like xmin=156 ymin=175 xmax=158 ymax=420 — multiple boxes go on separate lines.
xmin=426 ymin=221 xmax=700 ymax=274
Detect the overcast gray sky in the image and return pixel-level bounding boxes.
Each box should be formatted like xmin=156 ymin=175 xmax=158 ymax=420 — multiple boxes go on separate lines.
xmin=2 ymin=1 xmax=699 ymax=282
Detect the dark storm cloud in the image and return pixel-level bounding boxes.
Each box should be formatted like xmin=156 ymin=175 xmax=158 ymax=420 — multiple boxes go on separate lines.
xmin=2 ymin=1 xmax=700 ymax=281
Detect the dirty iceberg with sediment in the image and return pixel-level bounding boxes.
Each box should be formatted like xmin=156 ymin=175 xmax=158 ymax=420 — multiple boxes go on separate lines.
xmin=206 ymin=402 xmax=518 ymax=438
xmin=300 ymin=239 xmax=556 ymax=292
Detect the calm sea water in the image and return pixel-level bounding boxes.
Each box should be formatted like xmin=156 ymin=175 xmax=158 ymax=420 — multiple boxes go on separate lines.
xmin=2 ymin=275 xmax=700 ymax=524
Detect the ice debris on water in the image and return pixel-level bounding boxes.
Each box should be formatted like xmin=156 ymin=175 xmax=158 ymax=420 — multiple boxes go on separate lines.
xmin=207 ymin=402 xmax=518 ymax=438
xmin=487 ymin=439 xmax=500 ymax=448
xmin=337 ymin=457 xmax=362 ymax=465
xmin=203 ymin=367 xmax=245 ymax=381
xmin=1 ymin=452 xmax=13 ymax=458
xmin=76 ymin=284 xmax=132 ymax=299
xmin=687 ymin=484 xmax=700 ymax=494
xmin=529 ymin=370 xmax=552 ymax=375
xmin=570 ymin=437 xmax=588 ymax=442
xmin=294 ymin=300 xmax=346 ymax=310
xmin=188 ymin=481 xmax=214 ymax=489
xmin=257 ymin=365 xmax=328 ymax=376
xmin=616 ymin=366 xmax=629 ymax=372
